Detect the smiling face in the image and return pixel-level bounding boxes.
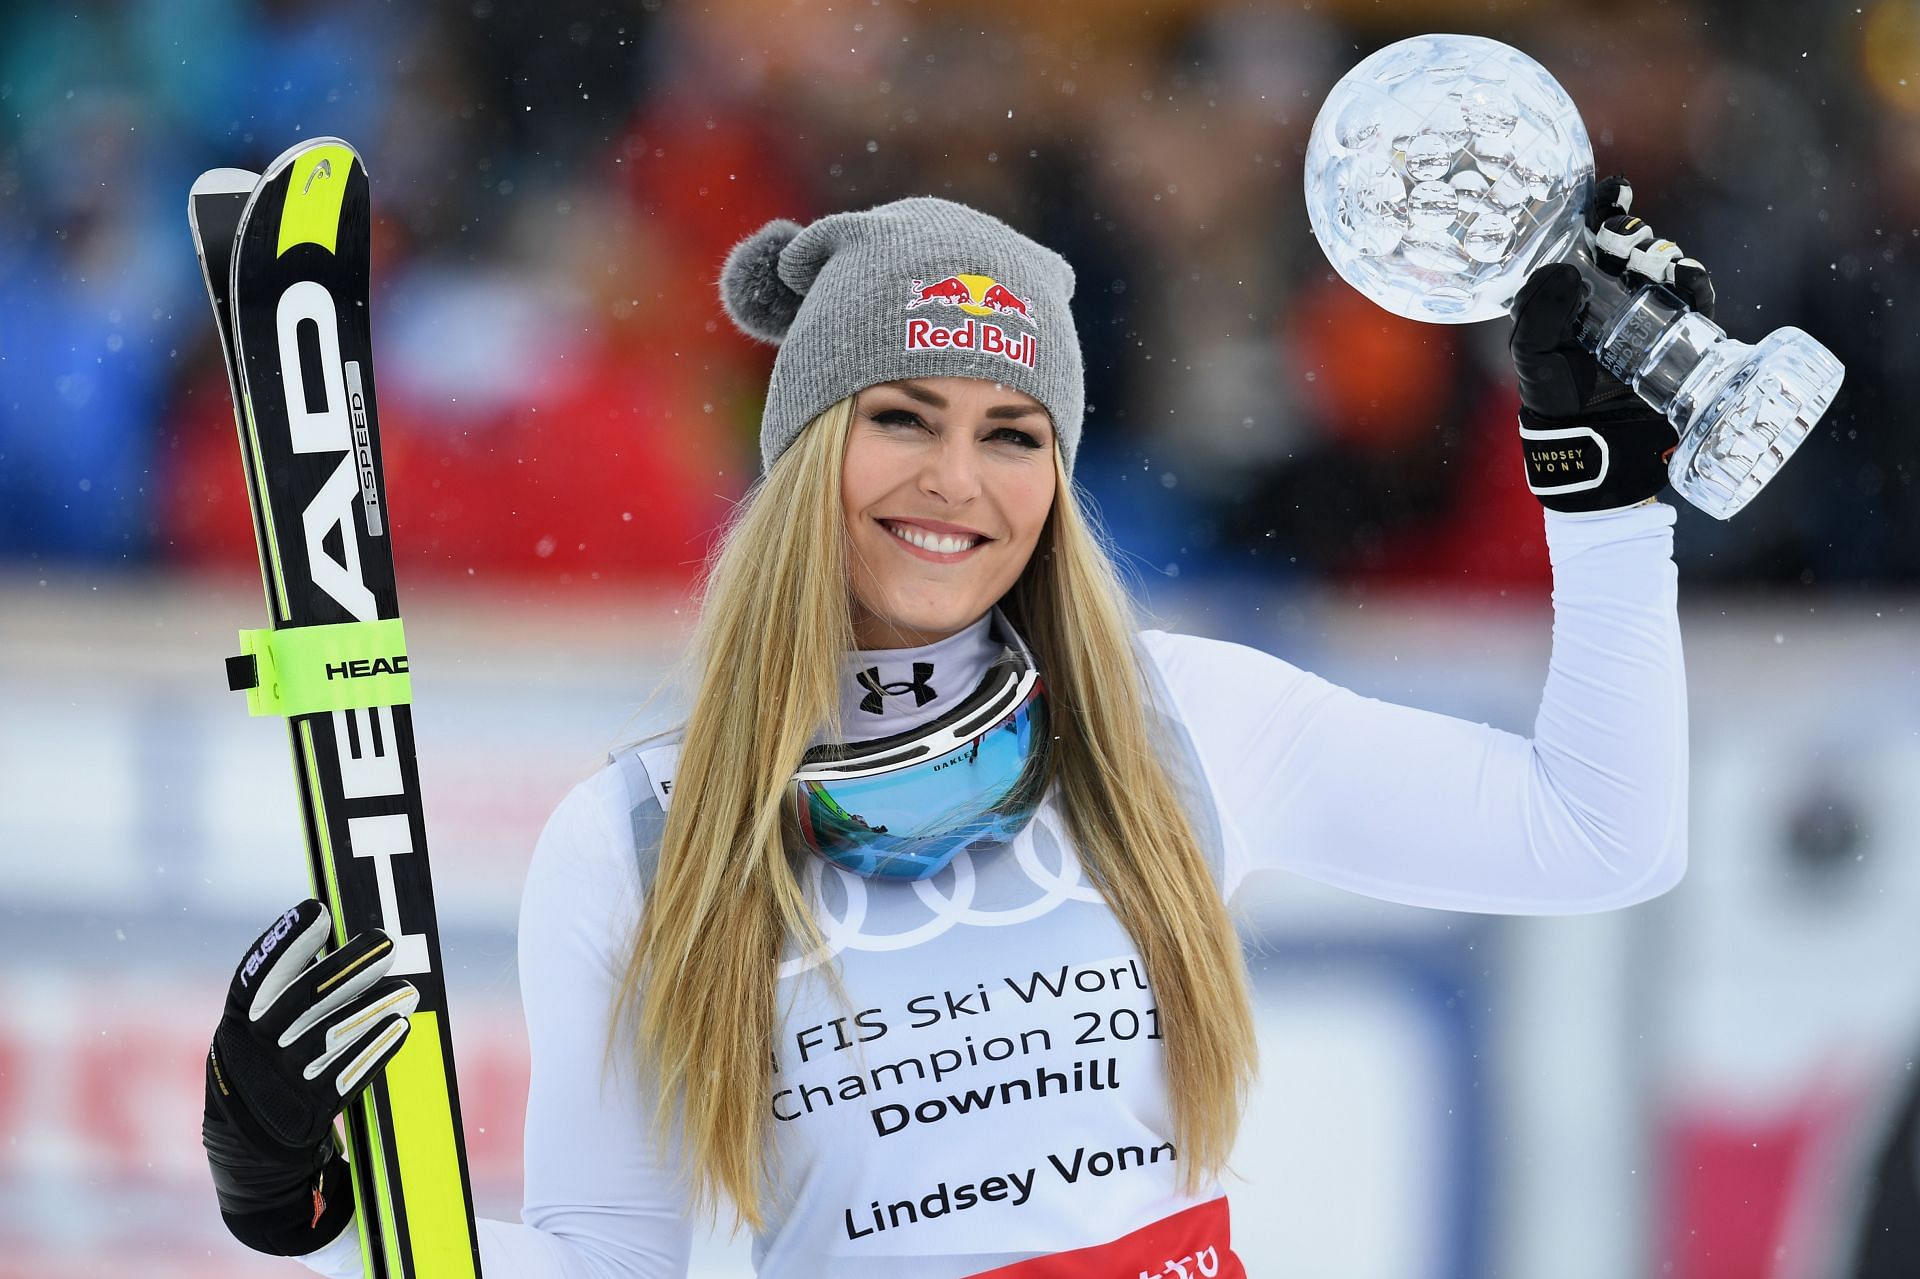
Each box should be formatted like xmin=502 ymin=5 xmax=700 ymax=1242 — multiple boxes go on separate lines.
xmin=842 ymin=377 xmax=1058 ymax=649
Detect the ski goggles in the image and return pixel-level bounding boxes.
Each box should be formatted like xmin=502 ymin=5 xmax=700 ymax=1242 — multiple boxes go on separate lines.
xmin=786 ymin=646 xmax=1052 ymax=881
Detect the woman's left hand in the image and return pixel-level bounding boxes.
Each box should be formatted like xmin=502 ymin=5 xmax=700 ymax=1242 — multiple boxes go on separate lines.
xmin=1508 ymin=175 xmax=1717 ymax=514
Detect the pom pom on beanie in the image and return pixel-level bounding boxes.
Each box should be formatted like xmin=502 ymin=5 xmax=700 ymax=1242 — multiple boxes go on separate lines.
xmin=719 ymin=218 xmax=805 ymax=344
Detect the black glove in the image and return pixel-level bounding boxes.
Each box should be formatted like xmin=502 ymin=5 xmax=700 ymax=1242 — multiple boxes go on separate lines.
xmin=203 ymin=898 xmax=416 ymax=1254
xmin=1509 ymin=176 xmax=1716 ymax=513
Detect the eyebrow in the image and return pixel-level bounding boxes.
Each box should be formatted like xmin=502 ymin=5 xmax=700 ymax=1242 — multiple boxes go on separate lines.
xmin=881 ymin=381 xmax=1051 ymax=425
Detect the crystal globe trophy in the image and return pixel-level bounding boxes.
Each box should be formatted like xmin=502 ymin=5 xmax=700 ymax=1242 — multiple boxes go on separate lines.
xmin=1304 ymin=33 xmax=1845 ymax=519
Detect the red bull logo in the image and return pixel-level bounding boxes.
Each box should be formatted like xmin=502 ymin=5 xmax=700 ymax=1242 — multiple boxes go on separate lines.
xmin=903 ymin=272 xmax=1039 ymax=370
xmin=905 ymin=273 xmax=1036 ymax=324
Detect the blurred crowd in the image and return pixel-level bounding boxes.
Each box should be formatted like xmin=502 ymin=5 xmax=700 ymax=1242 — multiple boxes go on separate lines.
xmin=2 ymin=0 xmax=1915 ymax=594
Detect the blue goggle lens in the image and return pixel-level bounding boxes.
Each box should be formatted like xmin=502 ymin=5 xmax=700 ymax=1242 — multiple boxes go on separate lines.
xmin=788 ymin=681 xmax=1049 ymax=880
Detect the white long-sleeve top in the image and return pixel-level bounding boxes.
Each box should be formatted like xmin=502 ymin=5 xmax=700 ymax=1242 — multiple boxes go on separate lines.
xmin=301 ymin=501 xmax=1686 ymax=1278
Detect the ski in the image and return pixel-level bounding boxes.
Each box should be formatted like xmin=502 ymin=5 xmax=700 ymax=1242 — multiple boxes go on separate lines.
xmin=188 ymin=140 xmax=482 ymax=1279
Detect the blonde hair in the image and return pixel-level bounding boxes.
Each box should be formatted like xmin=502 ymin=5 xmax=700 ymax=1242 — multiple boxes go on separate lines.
xmin=615 ymin=396 xmax=1258 ymax=1230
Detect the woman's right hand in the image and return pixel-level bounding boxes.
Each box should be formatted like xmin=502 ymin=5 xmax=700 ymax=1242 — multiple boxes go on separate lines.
xmin=202 ymin=898 xmax=417 ymax=1255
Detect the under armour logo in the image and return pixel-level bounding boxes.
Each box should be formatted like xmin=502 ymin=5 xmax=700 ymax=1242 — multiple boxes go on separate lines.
xmin=856 ymin=663 xmax=936 ymax=715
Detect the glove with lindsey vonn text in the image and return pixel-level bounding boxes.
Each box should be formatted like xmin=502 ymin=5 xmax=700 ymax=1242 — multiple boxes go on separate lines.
xmin=202 ymin=898 xmax=417 ymax=1255
xmin=1509 ymin=175 xmax=1717 ymax=513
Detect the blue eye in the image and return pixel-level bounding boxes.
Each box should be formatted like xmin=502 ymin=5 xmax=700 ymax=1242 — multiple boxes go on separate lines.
xmin=867 ymin=409 xmax=1038 ymax=450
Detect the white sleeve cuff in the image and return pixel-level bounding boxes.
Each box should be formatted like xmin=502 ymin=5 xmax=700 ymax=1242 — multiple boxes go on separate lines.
xmin=296 ymin=1211 xmax=365 ymax=1279
xmin=1543 ymin=497 xmax=1676 ymax=564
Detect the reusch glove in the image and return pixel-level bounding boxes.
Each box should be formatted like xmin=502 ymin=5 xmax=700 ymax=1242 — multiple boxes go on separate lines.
xmin=202 ymin=899 xmax=417 ymax=1254
xmin=1509 ymin=176 xmax=1716 ymax=513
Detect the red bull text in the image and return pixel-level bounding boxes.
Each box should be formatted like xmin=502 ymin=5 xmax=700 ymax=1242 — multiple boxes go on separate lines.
xmin=904 ymin=316 xmax=1037 ymax=370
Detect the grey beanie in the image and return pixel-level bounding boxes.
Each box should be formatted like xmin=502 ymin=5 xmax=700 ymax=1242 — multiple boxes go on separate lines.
xmin=718 ymin=196 xmax=1084 ymax=474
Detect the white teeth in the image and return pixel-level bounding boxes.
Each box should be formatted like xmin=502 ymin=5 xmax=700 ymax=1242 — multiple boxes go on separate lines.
xmin=886 ymin=522 xmax=979 ymax=555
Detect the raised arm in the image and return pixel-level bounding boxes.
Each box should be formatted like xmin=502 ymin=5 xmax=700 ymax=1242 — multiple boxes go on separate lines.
xmin=1139 ymin=501 xmax=1686 ymax=915
xmin=299 ymin=769 xmax=695 ymax=1277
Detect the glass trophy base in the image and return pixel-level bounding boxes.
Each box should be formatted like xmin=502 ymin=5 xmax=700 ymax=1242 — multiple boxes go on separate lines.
xmin=1665 ymin=327 xmax=1846 ymax=520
